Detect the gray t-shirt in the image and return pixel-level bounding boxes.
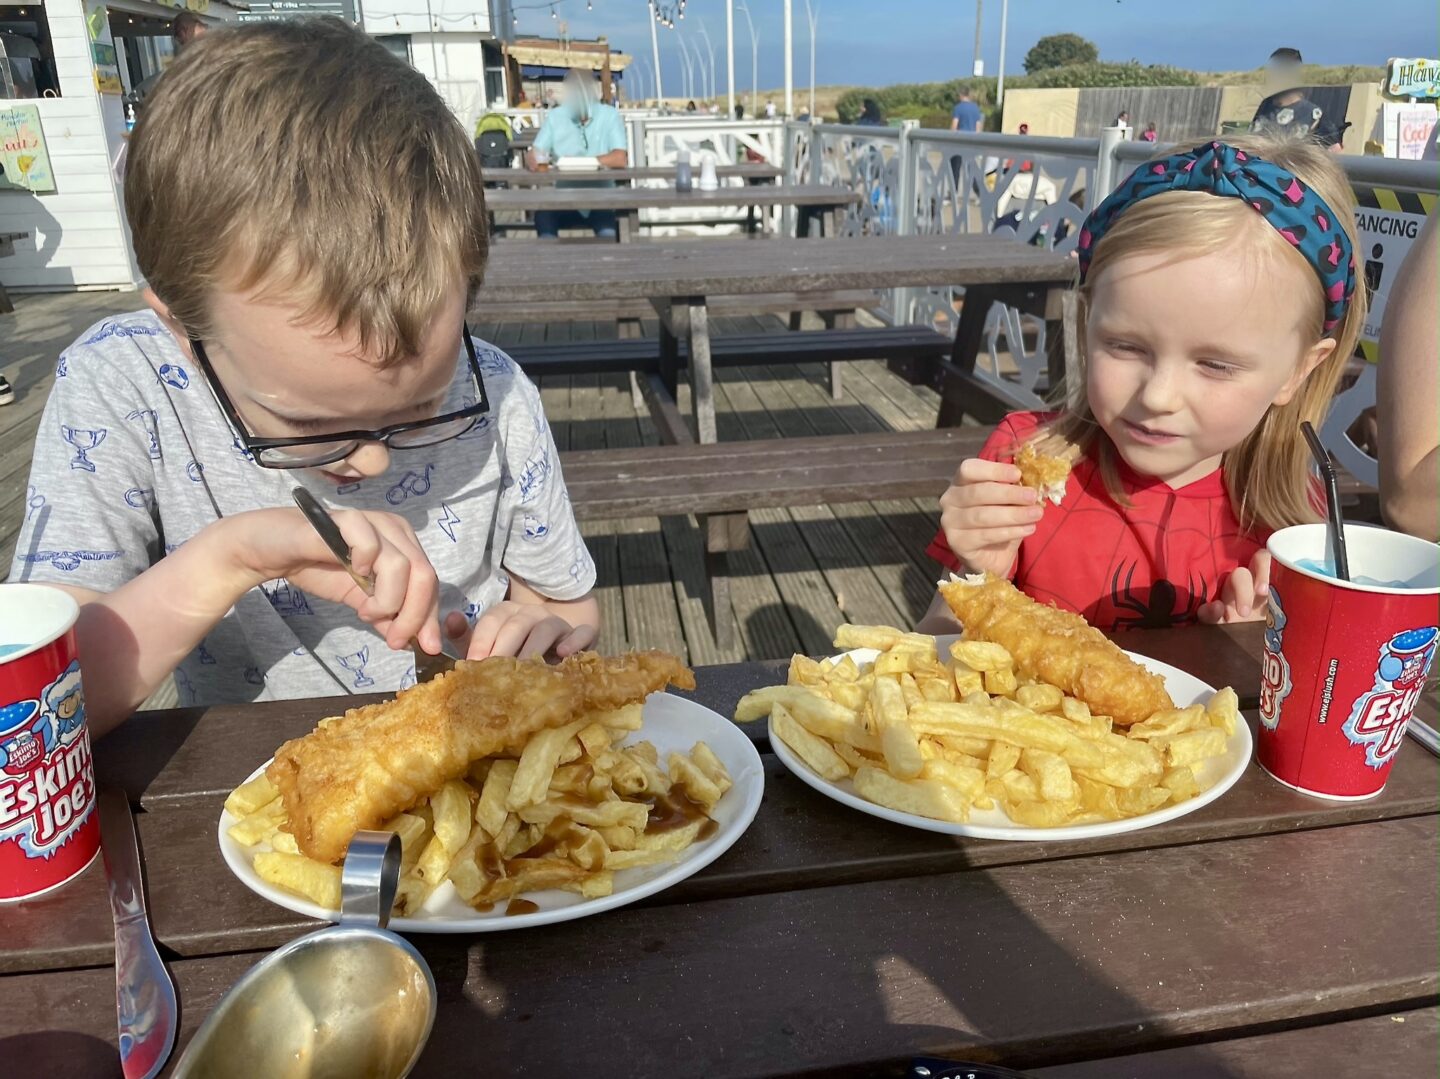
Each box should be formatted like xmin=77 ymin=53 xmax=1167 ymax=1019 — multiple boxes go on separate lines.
xmin=11 ymin=310 xmax=596 ymax=706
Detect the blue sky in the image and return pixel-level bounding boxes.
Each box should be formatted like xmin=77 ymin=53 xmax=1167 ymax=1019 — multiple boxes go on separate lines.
xmin=512 ymin=0 xmax=1434 ymax=98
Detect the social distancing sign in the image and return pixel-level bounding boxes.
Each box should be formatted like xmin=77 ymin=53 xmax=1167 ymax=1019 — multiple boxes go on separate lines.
xmin=1352 ymin=184 xmax=1437 ymax=361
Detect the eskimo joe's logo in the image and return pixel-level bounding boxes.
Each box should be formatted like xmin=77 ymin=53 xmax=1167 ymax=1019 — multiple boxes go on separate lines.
xmin=1259 ymin=588 xmax=1292 ymax=731
xmin=0 ymin=661 xmax=95 ymax=858
xmin=1344 ymin=626 xmax=1439 ymax=769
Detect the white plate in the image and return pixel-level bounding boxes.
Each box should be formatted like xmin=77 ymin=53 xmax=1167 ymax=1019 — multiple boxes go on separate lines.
xmin=219 ymin=693 xmax=764 ymax=932
xmin=769 ymin=643 xmax=1253 ymax=842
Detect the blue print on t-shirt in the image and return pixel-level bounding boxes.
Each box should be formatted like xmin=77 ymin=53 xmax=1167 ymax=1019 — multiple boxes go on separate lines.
xmin=16 ymin=549 xmax=123 ymax=572
xmin=60 ymin=425 xmax=106 ymax=472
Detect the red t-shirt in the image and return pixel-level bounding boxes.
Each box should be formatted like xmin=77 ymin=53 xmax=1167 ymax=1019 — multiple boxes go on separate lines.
xmin=926 ymin=411 xmax=1268 ymax=631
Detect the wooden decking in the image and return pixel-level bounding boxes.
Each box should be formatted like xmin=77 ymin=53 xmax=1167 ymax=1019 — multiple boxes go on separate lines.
xmin=478 ymin=312 xmax=953 ymax=664
xmin=1 ymin=293 xmax=959 ymax=665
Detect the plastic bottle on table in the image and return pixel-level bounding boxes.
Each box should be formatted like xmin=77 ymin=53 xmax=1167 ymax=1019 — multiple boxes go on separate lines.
xmin=675 ymin=149 xmax=693 ymax=193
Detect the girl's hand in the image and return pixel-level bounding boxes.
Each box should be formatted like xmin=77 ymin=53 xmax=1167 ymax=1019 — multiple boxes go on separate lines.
xmin=939 ymin=458 xmax=1045 ymax=578
xmin=225 ymin=508 xmax=443 ymax=653
xmin=445 ymin=601 xmax=598 ymax=660
xmin=1198 ymin=551 xmax=1272 ymax=625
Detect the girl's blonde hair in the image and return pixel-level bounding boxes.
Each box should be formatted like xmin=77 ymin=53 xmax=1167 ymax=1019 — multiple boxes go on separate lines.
xmin=1034 ymin=134 xmax=1367 ymax=533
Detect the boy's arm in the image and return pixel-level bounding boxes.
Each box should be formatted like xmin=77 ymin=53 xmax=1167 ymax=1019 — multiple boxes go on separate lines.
xmin=44 ymin=521 xmax=264 ymax=736
xmin=43 ymin=508 xmax=447 ymax=736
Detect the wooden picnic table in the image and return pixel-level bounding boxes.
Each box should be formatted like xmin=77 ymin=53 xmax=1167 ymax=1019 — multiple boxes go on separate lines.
xmin=483 ymin=163 xmax=783 ymax=185
xmin=476 ymin=234 xmax=1074 ymax=443
xmin=484 ymin=183 xmax=861 ymax=240
xmin=6 ymin=621 xmax=1437 ymax=1077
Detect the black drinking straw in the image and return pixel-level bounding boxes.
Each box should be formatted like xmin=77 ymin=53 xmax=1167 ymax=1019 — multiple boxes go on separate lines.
xmin=1301 ymin=421 xmax=1350 ymax=582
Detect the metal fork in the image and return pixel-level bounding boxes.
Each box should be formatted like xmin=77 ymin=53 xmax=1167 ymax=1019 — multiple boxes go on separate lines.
xmin=291 ymin=487 xmax=457 ymax=683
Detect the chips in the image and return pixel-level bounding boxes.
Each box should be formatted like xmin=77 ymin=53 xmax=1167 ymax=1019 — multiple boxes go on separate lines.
xmin=228 ymin=707 xmax=733 ymax=918
xmin=747 ymin=625 xmax=1239 ymax=829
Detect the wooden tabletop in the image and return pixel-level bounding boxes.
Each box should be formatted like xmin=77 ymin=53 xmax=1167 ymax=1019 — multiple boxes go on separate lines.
xmin=475 ymin=234 xmax=1075 ymax=304
xmin=483 ymin=163 xmax=783 ymax=185
xmin=483 ymin=183 xmax=861 ymax=214
xmin=9 ymin=621 xmax=1438 ymax=1078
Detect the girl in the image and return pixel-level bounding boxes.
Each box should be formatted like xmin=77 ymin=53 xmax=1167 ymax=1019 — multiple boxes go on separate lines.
xmin=920 ymin=136 xmax=1366 ymax=633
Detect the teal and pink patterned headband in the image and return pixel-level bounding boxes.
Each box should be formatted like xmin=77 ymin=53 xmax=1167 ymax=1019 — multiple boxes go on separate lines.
xmin=1077 ymin=141 xmax=1356 ymax=331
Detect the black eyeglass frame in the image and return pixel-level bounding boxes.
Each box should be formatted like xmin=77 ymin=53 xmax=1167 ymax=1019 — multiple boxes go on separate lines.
xmin=188 ymin=325 xmax=491 ymax=470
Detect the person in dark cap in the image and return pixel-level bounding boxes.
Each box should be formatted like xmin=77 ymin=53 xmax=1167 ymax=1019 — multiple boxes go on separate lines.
xmin=1252 ymin=47 xmax=1324 ymax=140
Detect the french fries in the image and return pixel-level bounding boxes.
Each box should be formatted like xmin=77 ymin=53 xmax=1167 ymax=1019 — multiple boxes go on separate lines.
xmin=746 ymin=625 xmax=1239 ymax=829
xmin=227 ymin=707 xmax=734 ymax=917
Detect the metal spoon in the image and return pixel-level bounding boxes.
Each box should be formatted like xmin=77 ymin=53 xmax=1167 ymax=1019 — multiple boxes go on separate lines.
xmin=291 ymin=487 xmax=457 ymax=683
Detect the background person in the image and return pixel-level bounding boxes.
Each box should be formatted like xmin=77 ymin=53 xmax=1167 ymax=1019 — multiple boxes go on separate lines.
xmin=856 ymin=98 xmax=886 ymax=126
xmin=526 ymin=71 xmax=629 ymax=239
xmin=1252 ymin=47 xmax=1324 ymax=140
xmin=130 ymin=10 xmax=208 ymax=106
xmin=951 ymin=89 xmax=982 ymax=133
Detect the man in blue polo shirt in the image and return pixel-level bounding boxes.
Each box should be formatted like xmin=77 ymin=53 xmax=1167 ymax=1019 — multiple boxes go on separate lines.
xmin=526 ymin=71 xmax=629 ymax=238
xmin=950 ymin=89 xmax=983 ymax=133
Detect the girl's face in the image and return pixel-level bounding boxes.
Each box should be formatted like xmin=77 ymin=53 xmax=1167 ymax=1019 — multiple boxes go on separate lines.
xmin=1084 ymin=246 xmax=1334 ymax=488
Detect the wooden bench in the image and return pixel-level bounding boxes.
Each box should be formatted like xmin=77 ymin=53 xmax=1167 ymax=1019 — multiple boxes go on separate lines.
xmin=471 ymin=289 xmax=879 ymax=326
xmin=0 ymin=232 xmax=26 ymax=315
xmin=509 ymin=324 xmax=951 ymax=416
xmin=560 ymin=410 xmax=985 ymax=648
xmin=474 ymin=290 xmax=883 ymax=399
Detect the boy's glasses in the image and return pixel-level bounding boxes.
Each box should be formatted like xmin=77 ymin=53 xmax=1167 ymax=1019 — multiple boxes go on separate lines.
xmin=189 ymin=327 xmax=491 ymax=469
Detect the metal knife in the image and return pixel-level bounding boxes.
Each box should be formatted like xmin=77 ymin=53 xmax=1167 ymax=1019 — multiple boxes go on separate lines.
xmin=291 ymin=487 xmax=458 ymax=682
xmin=98 ymin=787 xmax=177 ymax=1079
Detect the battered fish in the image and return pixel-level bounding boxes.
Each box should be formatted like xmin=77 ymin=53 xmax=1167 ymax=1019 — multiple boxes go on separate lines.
xmin=939 ymin=574 xmax=1173 ymax=726
xmin=268 ymin=651 xmax=695 ymax=863
xmin=1015 ymin=441 xmax=1073 ymax=506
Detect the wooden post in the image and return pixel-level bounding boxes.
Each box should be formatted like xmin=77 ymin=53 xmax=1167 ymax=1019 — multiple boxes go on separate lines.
xmin=601 ymin=41 xmax=614 ymax=104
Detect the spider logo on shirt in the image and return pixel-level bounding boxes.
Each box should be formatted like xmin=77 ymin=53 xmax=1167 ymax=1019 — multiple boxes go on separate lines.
xmin=1107 ymin=562 xmax=1208 ymax=629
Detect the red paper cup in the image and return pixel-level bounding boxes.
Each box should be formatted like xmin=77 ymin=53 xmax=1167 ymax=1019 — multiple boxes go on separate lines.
xmin=0 ymin=585 xmax=100 ymax=901
xmin=1258 ymin=524 xmax=1440 ymax=800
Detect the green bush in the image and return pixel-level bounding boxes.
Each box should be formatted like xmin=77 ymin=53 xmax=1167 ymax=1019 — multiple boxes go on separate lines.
xmin=1024 ymin=61 xmax=1202 ymax=88
xmin=1210 ymin=63 xmax=1387 ymax=86
xmin=1023 ymin=33 xmax=1099 ymax=74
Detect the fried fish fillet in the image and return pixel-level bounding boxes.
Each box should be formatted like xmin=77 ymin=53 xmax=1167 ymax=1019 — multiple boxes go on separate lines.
xmin=939 ymin=574 xmax=1173 ymax=727
xmin=268 ymin=651 xmax=695 ymax=863
xmin=1015 ymin=441 xmax=1074 ymax=506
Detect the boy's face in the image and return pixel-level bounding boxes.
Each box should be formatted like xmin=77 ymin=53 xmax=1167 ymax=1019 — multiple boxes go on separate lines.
xmin=147 ymin=282 xmax=468 ymax=483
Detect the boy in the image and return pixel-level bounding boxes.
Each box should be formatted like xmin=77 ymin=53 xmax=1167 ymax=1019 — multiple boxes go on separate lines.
xmin=11 ymin=20 xmax=599 ymax=737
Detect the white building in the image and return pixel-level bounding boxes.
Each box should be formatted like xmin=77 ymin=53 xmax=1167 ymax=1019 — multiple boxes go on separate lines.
xmin=361 ymin=0 xmax=512 ymax=133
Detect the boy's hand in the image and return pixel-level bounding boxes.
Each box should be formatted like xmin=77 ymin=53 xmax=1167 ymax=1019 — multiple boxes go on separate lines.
xmin=224 ymin=508 xmax=443 ymax=654
xmin=1198 ymin=551 xmax=1272 ymax=625
xmin=444 ymin=602 xmax=597 ymax=660
xmin=939 ymin=458 xmax=1045 ymax=579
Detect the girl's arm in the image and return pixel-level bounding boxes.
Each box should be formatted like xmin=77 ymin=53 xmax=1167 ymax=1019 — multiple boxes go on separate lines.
xmin=1377 ymin=211 xmax=1440 ymax=541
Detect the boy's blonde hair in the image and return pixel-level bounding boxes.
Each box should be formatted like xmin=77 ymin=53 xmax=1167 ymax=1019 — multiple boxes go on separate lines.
xmin=1035 ymin=134 xmax=1367 ymax=533
xmin=126 ymin=19 xmax=488 ymax=367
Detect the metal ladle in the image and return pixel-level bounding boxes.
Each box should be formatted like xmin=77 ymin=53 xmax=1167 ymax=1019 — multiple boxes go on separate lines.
xmin=174 ymin=833 xmax=436 ymax=1079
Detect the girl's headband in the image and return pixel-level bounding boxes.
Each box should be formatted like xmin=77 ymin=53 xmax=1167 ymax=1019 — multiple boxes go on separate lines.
xmin=1076 ymin=141 xmax=1356 ymax=331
